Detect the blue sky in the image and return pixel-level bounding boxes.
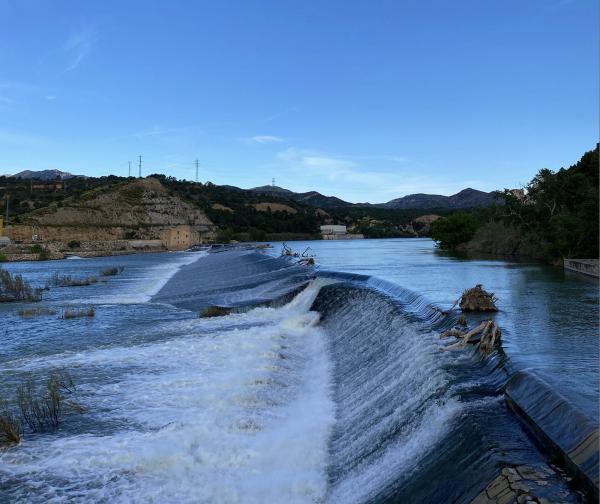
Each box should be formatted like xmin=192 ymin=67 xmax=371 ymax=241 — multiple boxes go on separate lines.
xmin=0 ymin=0 xmax=597 ymax=203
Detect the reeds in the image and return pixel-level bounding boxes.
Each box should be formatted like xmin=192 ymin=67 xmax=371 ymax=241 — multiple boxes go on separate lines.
xmin=48 ymin=272 xmax=98 ymax=288
xmin=100 ymin=266 xmax=124 ymax=277
xmin=17 ymin=307 xmax=57 ymax=318
xmin=0 ymin=268 xmax=42 ymax=302
xmin=60 ymin=306 xmax=95 ymax=319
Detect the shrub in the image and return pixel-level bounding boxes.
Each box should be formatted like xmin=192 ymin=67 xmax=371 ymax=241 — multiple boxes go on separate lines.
xmin=60 ymin=306 xmax=95 ymax=319
xmin=28 ymin=244 xmax=43 ymax=254
xmin=0 ymin=253 xmax=7 ymax=262
xmin=16 ymin=370 xmax=78 ymax=432
xmin=0 ymin=268 xmax=42 ymax=302
xmin=37 ymin=247 xmax=50 ymax=261
xmin=100 ymin=266 xmax=124 ymax=276
xmin=0 ymin=400 xmax=21 ymax=445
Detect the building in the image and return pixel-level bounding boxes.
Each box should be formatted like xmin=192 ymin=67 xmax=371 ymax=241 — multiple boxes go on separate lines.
xmin=320 ymin=224 xmax=364 ymax=240
xmin=160 ymin=224 xmax=203 ymax=250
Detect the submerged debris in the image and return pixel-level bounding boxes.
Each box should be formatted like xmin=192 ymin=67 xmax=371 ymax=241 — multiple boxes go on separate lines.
xmin=459 ymin=284 xmax=498 ymax=312
xmin=441 ymin=318 xmax=501 ymax=356
xmin=199 ymin=306 xmax=231 ymax=318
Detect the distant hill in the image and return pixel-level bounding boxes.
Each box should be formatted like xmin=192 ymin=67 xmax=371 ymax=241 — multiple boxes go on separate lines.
xmin=249 ymin=185 xmax=351 ymax=209
xmin=12 ymin=169 xmax=77 ymax=180
xmin=382 ymin=188 xmax=498 ymax=210
xmin=250 ymin=185 xmax=498 ymax=210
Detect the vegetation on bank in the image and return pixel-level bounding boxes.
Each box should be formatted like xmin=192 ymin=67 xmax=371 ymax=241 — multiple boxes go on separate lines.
xmin=431 ymin=146 xmax=599 ymax=260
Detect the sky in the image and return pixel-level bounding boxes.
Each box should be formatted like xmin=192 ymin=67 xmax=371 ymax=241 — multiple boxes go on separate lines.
xmin=0 ymin=0 xmax=598 ymax=203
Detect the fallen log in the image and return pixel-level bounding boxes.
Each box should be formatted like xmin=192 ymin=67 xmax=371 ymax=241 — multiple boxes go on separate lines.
xmin=441 ymin=319 xmax=501 ymax=356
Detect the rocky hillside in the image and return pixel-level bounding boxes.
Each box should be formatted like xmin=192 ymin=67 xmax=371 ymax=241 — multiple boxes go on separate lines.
xmin=8 ymin=177 xmax=217 ymax=245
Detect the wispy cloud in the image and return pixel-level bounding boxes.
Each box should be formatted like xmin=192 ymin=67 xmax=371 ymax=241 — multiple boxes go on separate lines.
xmin=63 ymin=26 xmax=96 ymax=73
xmin=45 ymin=95 xmax=57 ymax=101
xmin=272 ymin=147 xmax=484 ymax=202
xmin=131 ymin=125 xmax=189 ymax=140
xmin=244 ymin=135 xmax=285 ymax=145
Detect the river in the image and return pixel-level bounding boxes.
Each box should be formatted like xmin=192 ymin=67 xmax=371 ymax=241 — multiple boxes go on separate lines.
xmin=0 ymin=238 xmax=596 ymax=503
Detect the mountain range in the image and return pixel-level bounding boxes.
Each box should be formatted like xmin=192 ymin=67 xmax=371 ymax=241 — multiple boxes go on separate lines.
xmin=12 ymin=169 xmax=76 ymax=180
xmin=8 ymin=169 xmax=498 ymax=211
xmin=250 ymin=185 xmax=498 ymax=210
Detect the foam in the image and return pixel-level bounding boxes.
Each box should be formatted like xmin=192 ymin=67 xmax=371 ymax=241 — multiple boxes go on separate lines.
xmin=1 ymin=279 xmax=335 ymax=504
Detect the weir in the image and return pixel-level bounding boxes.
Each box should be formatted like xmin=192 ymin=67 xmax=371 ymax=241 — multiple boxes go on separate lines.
xmin=152 ymin=248 xmax=596 ymax=503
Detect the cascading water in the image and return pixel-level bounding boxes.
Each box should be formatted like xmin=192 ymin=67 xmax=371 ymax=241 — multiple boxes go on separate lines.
xmin=0 ymin=247 xmax=590 ymax=503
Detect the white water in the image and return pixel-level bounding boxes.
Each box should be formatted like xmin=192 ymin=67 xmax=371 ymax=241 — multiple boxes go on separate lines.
xmin=1 ymin=277 xmax=335 ymax=503
xmin=66 ymin=252 xmax=203 ymax=306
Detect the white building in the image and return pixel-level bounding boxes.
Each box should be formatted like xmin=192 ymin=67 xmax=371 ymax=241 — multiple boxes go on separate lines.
xmin=320 ymin=224 xmax=364 ymax=240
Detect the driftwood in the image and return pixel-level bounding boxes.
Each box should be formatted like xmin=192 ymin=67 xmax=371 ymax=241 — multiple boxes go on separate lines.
xmin=441 ymin=319 xmax=501 ymax=356
xmin=459 ymin=284 xmax=498 ymax=312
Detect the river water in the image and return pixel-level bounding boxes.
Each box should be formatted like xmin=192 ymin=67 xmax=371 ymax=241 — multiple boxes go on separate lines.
xmin=0 ymin=239 xmax=597 ymax=503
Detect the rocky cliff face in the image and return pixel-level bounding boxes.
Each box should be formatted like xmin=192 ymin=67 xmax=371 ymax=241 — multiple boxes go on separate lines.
xmin=10 ymin=178 xmax=217 ymax=244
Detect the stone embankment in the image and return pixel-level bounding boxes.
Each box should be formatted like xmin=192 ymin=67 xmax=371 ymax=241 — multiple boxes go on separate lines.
xmin=471 ymin=370 xmax=598 ymax=503
xmin=471 ymin=465 xmax=583 ymax=504
xmin=504 ymin=371 xmax=598 ymax=501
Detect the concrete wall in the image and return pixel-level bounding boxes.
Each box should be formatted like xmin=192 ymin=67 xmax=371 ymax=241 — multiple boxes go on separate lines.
xmin=505 ymin=370 xmax=599 ymax=501
xmin=320 ymin=225 xmax=347 ymax=234
xmin=564 ymin=259 xmax=599 ymax=278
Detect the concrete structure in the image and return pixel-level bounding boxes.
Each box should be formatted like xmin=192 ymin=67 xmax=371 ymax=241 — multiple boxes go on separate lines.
xmin=320 ymin=224 xmax=364 ymax=240
xmin=505 ymin=371 xmax=599 ymax=501
xmin=564 ymin=259 xmax=599 ymax=278
xmin=160 ymin=224 xmax=205 ymax=250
